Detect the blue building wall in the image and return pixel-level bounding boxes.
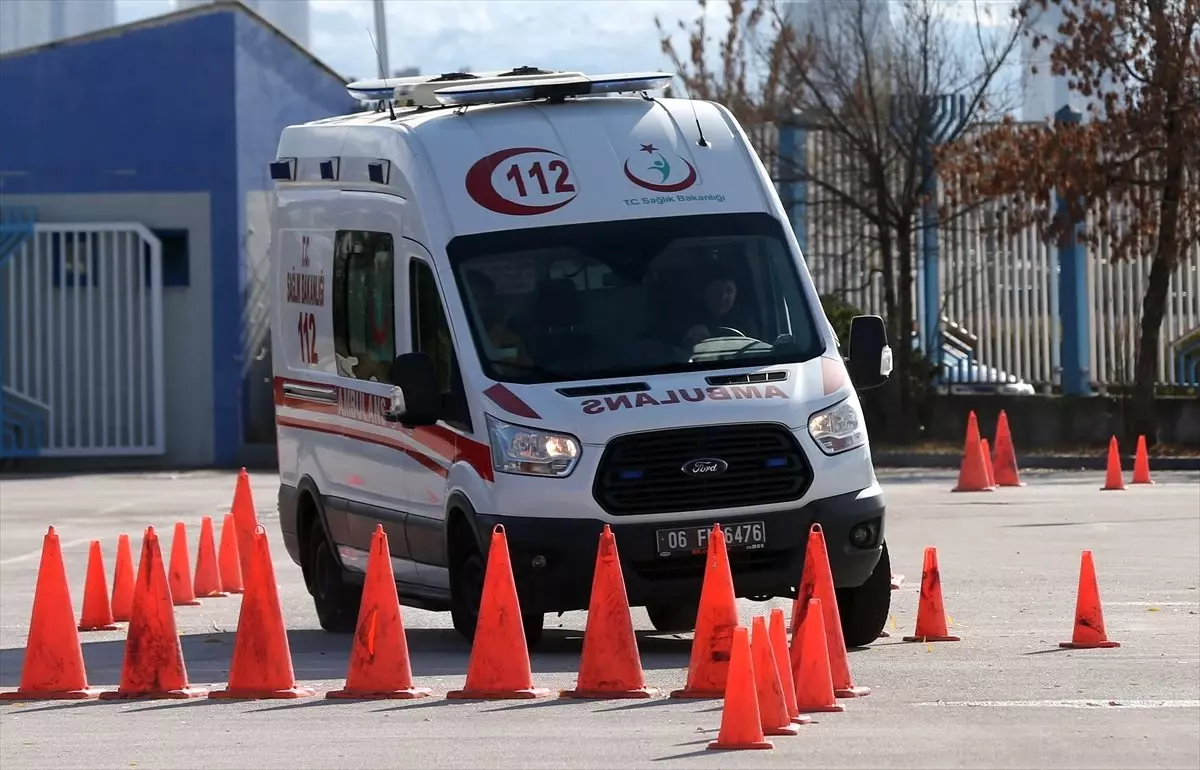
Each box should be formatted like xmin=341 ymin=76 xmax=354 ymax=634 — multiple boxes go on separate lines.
xmin=0 ymin=5 xmax=355 ymax=466
xmin=227 ymin=11 xmax=356 ymax=463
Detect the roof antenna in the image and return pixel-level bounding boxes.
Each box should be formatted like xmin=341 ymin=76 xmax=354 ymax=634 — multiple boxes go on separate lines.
xmin=366 ymin=25 xmax=396 ymax=121
xmin=676 ymin=77 xmax=709 ymax=147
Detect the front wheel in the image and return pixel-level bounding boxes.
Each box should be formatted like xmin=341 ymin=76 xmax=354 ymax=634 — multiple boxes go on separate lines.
xmin=450 ymin=532 xmax=544 ymax=648
xmin=835 ymin=540 xmax=892 ymax=648
xmin=307 ymin=518 xmax=361 ymax=633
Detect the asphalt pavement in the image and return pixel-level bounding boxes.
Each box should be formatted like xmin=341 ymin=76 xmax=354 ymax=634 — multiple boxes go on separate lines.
xmin=1 ymin=467 xmax=1198 ymax=769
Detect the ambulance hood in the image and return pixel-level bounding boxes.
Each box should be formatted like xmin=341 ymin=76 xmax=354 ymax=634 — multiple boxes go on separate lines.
xmin=480 ymin=354 xmax=852 ymax=446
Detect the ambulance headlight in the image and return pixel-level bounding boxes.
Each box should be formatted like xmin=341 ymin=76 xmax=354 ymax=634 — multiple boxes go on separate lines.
xmin=486 ymin=414 xmax=581 ymax=477
xmin=807 ymin=399 xmax=867 ymax=455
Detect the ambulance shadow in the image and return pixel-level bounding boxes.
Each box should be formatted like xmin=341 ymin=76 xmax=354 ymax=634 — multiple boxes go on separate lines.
xmin=0 ymin=627 xmax=694 ymax=690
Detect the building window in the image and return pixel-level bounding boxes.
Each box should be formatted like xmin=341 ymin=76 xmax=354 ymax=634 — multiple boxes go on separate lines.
xmin=150 ymin=229 xmax=190 ymax=288
xmin=332 ymin=230 xmax=396 ymax=383
xmin=49 ymin=229 xmax=190 ymax=288
xmin=410 ymin=258 xmax=471 ymax=430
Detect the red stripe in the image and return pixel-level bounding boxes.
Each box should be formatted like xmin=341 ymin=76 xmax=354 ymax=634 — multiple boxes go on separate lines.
xmin=483 ymin=383 xmax=541 ymax=420
xmin=273 ymin=376 xmax=494 ymax=482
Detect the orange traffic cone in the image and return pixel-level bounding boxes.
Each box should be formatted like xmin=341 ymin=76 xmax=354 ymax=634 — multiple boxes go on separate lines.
xmin=111 ymin=533 xmax=135 ymax=622
xmin=953 ymin=411 xmax=994 ymax=492
xmin=78 ymin=540 xmax=119 ymax=631
xmin=0 ymin=527 xmax=103 ymax=700
xmin=209 ymin=526 xmax=315 ymax=699
xmin=768 ymin=608 xmax=809 ymax=725
xmin=671 ymin=524 xmax=740 ymax=699
xmin=1132 ymin=435 xmax=1154 ymax=484
xmin=447 ymin=525 xmax=550 ymax=699
xmin=789 ymin=524 xmax=869 ymax=698
xmin=230 ymin=468 xmax=261 ymax=589
xmin=562 ymin=525 xmax=657 ymax=699
xmin=1101 ymin=436 xmax=1125 ymax=490
xmin=992 ymin=410 xmax=1024 ymax=486
xmin=980 ymin=438 xmax=997 ymax=489
xmin=1059 ymin=550 xmax=1120 ymax=649
xmin=790 ymin=598 xmax=845 ymax=714
xmin=902 ymin=546 xmax=960 ymax=642
xmin=167 ymin=521 xmax=201 ymax=606
xmin=218 ymin=513 xmax=244 ymax=594
xmin=100 ymin=527 xmax=207 ymax=699
xmin=328 ymin=525 xmax=430 ymax=699
xmin=707 ymin=625 xmax=773 ymax=751
xmin=751 ymin=616 xmax=800 ymax=737
xmin=193 ymin=516 xmax=227 ymax=598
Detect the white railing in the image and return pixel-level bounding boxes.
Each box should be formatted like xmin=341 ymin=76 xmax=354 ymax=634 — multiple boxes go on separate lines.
xmin=762 ymin=125 xmax=1200 ymax=390
xmin=1 ymin=224 xmax=165 ymax=457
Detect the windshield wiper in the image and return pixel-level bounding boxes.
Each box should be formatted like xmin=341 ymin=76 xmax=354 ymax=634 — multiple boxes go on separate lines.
xmin=489 ymin=360 xmax=577 ymax=381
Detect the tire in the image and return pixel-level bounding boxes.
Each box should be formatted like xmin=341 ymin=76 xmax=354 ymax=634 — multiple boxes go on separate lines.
xmin=646 ymin=602 xmax=698 ymax=633
xmin=835 ymin=540 xmax=892 ymax=648
xmin=450 ymin=529 xmax=544 ymax=647
xmin=307 ymin=518 xmax=361 ymax=633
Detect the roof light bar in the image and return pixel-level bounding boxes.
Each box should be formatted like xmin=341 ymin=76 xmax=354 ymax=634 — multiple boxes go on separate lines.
xmin=432 ymin=71 xmax=674 ymax=107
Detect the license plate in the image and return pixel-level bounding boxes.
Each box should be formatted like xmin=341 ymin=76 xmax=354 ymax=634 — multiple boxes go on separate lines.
xmin=655 ymin=521 xmax=766 ymax=557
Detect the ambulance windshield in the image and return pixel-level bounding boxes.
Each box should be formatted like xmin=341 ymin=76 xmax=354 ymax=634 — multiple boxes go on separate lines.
xmin=448 ymin=212 xmax=826 ymax=385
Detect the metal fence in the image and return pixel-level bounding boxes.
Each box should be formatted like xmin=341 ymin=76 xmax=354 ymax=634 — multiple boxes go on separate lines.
xmin=758 ymin=117 xmax=1200 ymax=392
xmin=0 ymin=222 xmax=165 ymax=458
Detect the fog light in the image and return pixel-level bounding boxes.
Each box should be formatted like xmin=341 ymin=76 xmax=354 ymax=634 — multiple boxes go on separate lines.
xmin=849 ymin=523 xmax=875 ymax=548
xmin=531 ymin=555 xmax=547 ymax=569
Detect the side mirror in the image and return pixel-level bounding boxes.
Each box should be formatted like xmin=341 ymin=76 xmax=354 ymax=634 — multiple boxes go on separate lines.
xmin=383 ymin=353 xmax=440 ymax=427
xmin=846 ymin=314 xmax=893 ymax=391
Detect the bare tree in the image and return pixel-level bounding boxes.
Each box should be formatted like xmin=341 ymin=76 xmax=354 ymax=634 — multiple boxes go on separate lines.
xmin=659 ymin=0 xmax=1026 ymax=441
xmin=943 ymin=0 xmax=1200 ymax=444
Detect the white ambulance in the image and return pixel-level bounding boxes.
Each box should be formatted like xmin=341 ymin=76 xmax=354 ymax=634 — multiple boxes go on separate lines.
xmin=269 ymin=68 xmax=895 ymax=647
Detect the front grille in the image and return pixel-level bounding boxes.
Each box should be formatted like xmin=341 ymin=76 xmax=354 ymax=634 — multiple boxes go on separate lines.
xmin=592 ymin=423 xmax=811 ymax=516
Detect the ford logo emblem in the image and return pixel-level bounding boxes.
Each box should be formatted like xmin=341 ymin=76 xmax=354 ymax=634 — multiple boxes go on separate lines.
xmin=681 ymin=458 xmax=729 ymax=476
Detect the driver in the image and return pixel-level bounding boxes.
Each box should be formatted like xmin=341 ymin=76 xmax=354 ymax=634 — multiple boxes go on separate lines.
xmin=681 ymin=266 xmax=755 ymax=347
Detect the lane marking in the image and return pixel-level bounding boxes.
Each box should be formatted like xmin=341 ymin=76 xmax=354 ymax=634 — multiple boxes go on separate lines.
xmin=913 ymin=699 xmax=1200 ymax=709
xmin=0 ymin=537 xmax=93 ymax=566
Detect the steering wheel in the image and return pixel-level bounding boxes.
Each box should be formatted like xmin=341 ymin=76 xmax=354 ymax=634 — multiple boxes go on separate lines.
xmin=715 ymin=326 xmax=747 ymax=338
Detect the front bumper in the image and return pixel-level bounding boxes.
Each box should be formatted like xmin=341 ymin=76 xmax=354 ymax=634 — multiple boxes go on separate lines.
xmin=471 ymin=486 xmax=886 ymax=615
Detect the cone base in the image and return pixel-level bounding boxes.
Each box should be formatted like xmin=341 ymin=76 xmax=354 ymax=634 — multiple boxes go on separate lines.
xmin=796 ymin=703 xmax=846 ymax=713
xmin=791 ymin=715 xmax=813 ymax=725
xmin=222 ymin=587 xmax=244 ymax=595
xmin=326 ymin=686 xmax=432 ymax=700
xmin=951 ymin=486 xmax=995 ymax=493
xmin=834 ymin=685 xmax=871 ymax=698
xmin=208 ymin=686 xmax=316 ymax=700
xmin=0 ymin=687 xmax=104 ymax=701
xmin=560 ymin=686 xmax=658 ymax=699
xmin=997 ymin=482 xmax=1026 ymax=487
xmin=446 ymin=687 xmax=550 ymax=700
xmin=1131 ymin=480 xmax=1154 ymax=485
xmin=79 ymin=622 xmax=119 ymax=631
xmin=764 ymin=723 xmax=801 ymax=736
xmin=902 ymin=634 xmax=961 ymax=642
xmin=1059 ymin=640 xmax=1120 ymax=649
xmin=99 ymin=687 xmax=208 ymax=700
xmin=173 ymin=599 xmax=203 ymax=606
xmin=196 ymin=590 xmax=230 ymax=598
xmin=707 ymin=739 xmax=773 ymax=751
xmin=668 ymin=688 xmax=723 ymax=699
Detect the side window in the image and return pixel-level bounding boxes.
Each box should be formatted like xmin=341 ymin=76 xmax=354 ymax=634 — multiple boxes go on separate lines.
xmin=332 ymin=231 xmax=396 ymax=383
xmin=410 ymin=259 xmax=471 ymax=431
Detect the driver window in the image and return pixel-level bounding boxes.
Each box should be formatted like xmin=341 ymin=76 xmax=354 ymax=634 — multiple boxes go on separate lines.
xmin=409 ymin=259 xmax=471 ymax=431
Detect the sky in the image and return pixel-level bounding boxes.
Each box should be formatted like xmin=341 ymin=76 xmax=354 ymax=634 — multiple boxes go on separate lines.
xmin=115 ymin=0 xmax=1021 ymax=85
